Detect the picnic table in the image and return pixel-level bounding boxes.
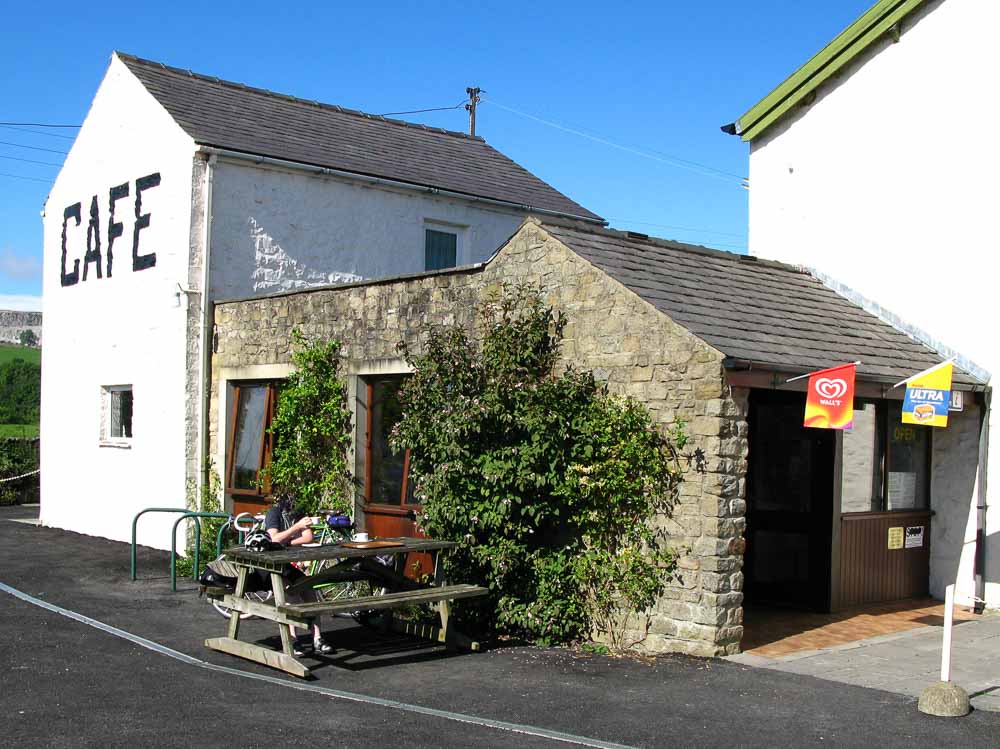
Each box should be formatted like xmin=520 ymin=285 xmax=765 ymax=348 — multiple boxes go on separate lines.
xmin=204 ymin=537 xmax=488 ymax=678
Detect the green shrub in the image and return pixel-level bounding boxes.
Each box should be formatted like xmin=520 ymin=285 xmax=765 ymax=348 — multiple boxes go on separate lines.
xmin=0 ymin=438 xmax=39 ymax=506
xmin=264 ymin=331 xmax=353 ymax=516
xmin=0 ymin=358 xmax=40 ymax=425
xmin=391 ymin=284 xmax=685 ymax=648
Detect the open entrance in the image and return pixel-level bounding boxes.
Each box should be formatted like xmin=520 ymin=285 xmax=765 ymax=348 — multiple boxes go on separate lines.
xmin=744 ymin=390 xmax=834 ymax=612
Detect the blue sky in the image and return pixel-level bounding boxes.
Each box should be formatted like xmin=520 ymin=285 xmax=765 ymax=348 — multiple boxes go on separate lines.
xmin=0 ymin=0 xmax=875 ymax=311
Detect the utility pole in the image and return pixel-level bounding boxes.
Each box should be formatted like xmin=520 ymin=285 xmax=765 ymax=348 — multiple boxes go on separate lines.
xmin=465 ymin=87 xmax=481 ymax=136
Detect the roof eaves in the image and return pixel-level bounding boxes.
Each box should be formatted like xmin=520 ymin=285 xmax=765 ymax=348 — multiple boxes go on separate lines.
xmin=725 ymin=0 xmax=927 ymax=142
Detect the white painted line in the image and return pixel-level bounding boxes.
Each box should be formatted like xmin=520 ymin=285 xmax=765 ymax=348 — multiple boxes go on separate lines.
xmin=0 ymin=580 xmax=634 ymax=749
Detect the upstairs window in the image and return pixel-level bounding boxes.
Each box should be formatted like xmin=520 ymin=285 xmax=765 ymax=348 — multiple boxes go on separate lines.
xmin=226 ymin=382 xmax=279 ymax=498
xmin=425 ymin=229 xmax=457 ymax=271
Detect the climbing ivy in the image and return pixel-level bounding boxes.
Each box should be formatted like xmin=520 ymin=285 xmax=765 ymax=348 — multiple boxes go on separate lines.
xmin=265 ymin=331 xmax=353 ymax=516
xmin=391 ymin=285 xmax=685 ymax=648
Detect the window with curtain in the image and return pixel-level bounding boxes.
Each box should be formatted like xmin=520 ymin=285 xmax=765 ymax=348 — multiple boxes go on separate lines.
xmin=226 ymin=382 xmax=279 ymax=498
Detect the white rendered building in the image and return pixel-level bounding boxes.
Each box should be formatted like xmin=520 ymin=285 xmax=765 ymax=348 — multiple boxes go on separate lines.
xmin=40 ymin=53 xmax=602 ymax=550
xmin=725 ymin=0 xmax=997 ymax=608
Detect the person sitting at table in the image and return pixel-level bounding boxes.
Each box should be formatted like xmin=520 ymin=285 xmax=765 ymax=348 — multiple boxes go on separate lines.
xmin=265 ymin=494 xmax=335 ymax=656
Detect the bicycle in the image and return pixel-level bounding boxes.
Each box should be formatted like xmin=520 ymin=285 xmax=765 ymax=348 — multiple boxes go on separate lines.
xmin=208 ymin=512 xmax=275 ymax=620
xmin=300 ymin=512 xmax=388 ymax=619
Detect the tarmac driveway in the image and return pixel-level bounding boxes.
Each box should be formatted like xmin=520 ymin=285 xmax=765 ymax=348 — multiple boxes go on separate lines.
xmin=1 ymin=504 xmax=998 ymax=748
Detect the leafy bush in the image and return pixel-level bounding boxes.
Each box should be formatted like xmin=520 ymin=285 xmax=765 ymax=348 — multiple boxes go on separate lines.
xmin=0 ymin=358 xmax=40 ymax=425
xmin=0 ymin=438 xmax=40 ymax=506
xmin=177 ymin=466 xmax=226 ymax=577
xmin=265 ymin=331 xmax=353 ymax=516
xmin=391 ymin=285 xmax=685 ymax=648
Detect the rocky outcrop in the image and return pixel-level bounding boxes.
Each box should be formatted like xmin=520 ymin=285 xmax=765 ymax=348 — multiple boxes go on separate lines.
xmin=0 ymin=310 xmax=42 ymax=345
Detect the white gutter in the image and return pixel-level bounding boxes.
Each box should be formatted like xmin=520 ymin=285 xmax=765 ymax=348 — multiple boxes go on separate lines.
xmin=197 ymin=153 xmax=217 ymax=506
xmin=195 ymin=146 xmax=606 ymax=227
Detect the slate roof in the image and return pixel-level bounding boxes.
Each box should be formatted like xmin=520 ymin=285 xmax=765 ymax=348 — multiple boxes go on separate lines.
xmin=541 ymin=221 xmax=980 ymax=386
xmin=116 ymin=53 xmax=601 ymax=222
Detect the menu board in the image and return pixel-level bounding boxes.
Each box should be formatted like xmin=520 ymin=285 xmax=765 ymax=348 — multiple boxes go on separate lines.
xmin=888 ymin=471 xmax=917 ymax=510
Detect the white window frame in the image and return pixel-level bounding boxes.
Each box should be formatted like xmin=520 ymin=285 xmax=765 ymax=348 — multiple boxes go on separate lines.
xmin=100 ymin=384 xmax=134 ymax=448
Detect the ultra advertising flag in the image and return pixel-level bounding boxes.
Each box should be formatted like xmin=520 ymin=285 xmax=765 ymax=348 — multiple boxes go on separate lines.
xmin=803 ymin=363 xmax=857 ymax=430
xmin=900 ymin=361 xmax=953 ymax=428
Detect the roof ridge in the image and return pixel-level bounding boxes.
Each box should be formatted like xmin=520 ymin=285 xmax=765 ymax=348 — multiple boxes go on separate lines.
xmin=543 ymin=220 xmax=807 ymax=275
xmin=113 ymin=51 xmax=485 ymax=144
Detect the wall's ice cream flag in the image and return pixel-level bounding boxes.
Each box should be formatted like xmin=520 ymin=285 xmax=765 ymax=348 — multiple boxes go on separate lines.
xmin=897 ymin=361 xmax=953 ymax=428
xmin=801 ymin=362 xmax=857 ymax=430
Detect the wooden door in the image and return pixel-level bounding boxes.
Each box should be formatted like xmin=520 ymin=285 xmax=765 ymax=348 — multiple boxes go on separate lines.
xmin=357 ymin=376 xmax=432 ymax=578
xmin=745 ymin=391 xmax=835 ymax=611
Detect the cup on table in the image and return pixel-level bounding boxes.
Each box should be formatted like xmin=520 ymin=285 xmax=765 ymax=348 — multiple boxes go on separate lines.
xmin=353 ymin=532 xmax=369 ymax=542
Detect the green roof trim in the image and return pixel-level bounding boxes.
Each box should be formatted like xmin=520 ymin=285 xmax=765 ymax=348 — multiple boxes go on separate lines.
xmin=732 ymin=0 xmax=927 ymax=142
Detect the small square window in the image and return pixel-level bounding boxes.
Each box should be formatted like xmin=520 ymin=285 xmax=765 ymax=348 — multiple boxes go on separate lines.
xmin=102 ymin=385 xmax=133 ymax=442
xmin=425 ymin=229 xmax=457 ymax=271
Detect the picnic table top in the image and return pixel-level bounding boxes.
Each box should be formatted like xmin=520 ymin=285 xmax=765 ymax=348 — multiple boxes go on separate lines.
xmin=224 ymin=536 xmax=458 ymax=567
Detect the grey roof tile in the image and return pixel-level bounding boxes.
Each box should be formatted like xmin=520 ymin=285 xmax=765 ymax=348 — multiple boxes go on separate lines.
xmin=542 ymin=222 xmax=978 ymax=386
xmin=117 ymin=53 xmax=601 ymax=222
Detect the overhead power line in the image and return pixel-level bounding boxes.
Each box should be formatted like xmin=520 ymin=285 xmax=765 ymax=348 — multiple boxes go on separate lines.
xmin=0 ymin=171 xmax=52 ymax=184
xmin=0 ymin=124 xmax=76 ymax=140
xmin=0 ymin=121 xmax=80 ymax=127
xmin=481 ymin=97 xmax=747 ymax=186
xmin=377 ymin=100 xmax=467 ymax=117
xmin=0 ymin=140 xmax=68 ymax=155
xmin=606 ymin=217 xmax=747 ymax=239
xmin=0 ymin=154 xmax=61 ymax=167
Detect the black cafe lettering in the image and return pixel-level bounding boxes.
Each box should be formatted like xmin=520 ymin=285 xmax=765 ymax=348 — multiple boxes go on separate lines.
xmin=60 ymin=172 xmax=161 ymax=287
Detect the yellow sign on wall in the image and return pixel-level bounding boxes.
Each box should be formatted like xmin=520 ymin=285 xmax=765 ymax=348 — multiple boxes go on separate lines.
xmin=887 ymin=527 xmax=904 ymax=550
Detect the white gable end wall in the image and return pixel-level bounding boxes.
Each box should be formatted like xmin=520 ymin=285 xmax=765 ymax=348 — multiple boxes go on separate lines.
xmin=208 ymin=159 xmax=526 ymax=301
xmin=746 ymin=0 xmax=1000 ymax=607
xmin=41 ymin=55 xmax=197 ymax=549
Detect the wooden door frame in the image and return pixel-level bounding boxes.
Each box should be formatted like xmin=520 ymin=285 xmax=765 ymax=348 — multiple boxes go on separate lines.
xmin=745 ymin=389 xmax=837 ymax=612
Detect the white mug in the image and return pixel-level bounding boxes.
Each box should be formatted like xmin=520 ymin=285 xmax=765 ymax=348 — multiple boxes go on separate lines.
xmin=353 ymin=532 xmax=369 ymax=542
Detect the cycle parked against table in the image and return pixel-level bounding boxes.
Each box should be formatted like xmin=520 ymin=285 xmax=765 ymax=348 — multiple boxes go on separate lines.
xmin=299 ymin=511 xmax=388 ymax=617
xmin=208 ymin=509 xmax=388 ymax=621
xmin=208 ymin=512 xmax=274 ymax=620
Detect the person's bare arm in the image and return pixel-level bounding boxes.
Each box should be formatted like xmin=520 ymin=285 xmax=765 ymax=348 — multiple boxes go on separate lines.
xmin=267 ymin=516 xmax=316 ymax=545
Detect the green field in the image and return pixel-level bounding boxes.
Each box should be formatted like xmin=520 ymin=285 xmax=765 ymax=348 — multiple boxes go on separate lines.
xmin=0 ymin=424 xmax=39 ymax=439
xmin=0 ymin=344 xmax=40 ymax=366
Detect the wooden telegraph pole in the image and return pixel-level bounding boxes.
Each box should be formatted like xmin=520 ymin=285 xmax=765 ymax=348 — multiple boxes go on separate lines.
xmin=465 ymin=87 xmax=481 ymax=136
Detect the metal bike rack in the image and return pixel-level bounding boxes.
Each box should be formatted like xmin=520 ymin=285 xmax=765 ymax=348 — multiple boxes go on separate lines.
xmin=130 ymin=507 xmax=195 ymax=581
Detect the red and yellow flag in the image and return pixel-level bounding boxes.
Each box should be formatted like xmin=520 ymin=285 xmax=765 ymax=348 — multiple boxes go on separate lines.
xmin=804 ymin=363 xmax=857 ymax=430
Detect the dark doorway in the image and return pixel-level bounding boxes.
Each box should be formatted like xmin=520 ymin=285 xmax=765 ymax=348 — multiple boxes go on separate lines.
xmin=745 ymin=390 xmax=835 ymax=612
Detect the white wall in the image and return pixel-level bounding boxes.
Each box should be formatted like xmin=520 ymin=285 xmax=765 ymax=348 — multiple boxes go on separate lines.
xmin=747 ymin=0 xmax=999 ymax=606
xmin=40 ymin=55 xmax=196 ymax=550
xmin=208 ymin=160 xmax=526 ymax=301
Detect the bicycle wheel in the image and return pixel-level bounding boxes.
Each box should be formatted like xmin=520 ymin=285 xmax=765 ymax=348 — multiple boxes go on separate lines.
xmin=210 ymin=589 xmax=273 ymax=620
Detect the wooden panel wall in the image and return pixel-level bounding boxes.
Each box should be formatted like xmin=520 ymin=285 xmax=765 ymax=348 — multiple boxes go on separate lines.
xmin=837 ymin=511 xmax=931 ymax=609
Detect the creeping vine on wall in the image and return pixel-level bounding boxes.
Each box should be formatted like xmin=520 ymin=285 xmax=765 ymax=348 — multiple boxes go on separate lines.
xmin=391 ymin=284 xmax=686 ymax=648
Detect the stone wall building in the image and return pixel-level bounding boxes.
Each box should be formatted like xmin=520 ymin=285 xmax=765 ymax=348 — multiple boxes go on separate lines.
xmin=211 ymin=218 xmax=985 ymax=655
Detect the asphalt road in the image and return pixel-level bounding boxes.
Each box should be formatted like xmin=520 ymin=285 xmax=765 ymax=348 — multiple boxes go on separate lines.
xmin=1 ymin=505 xmax=998 ymax=748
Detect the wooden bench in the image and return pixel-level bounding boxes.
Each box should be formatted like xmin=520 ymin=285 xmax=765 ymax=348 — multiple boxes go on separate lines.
xmin=277 ymin=583 xmax=488 ymax=619
xmin=280 ymin=584 xmax=489 ymax=652
xmin=204 ymin=538 xmax=491 ymax=676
